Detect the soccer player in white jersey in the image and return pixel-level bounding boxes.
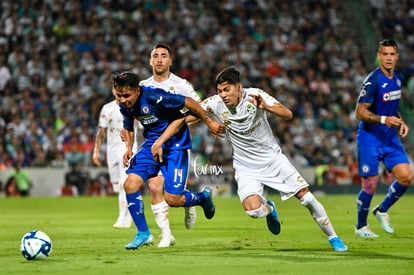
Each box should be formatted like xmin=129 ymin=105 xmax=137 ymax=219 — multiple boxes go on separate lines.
xmin=157 ymin=66 xmax=348 ymax=252
xmin=92 ymin=89 xmax=136 ymax=228
xmin=139 ymin=43 xmax=199 ymax=248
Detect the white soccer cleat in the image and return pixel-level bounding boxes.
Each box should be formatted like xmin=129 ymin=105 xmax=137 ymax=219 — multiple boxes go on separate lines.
xmin=113 ymin=217 xmax=132 ymax=229
xmin=373 ymin=205 xmax=394 ymax=234
xmin=157 ymin=234 xmax=176 ymax=248
xmin=184 ymin=207 xmax=196 ymax=229
xmin=144 ymin=234 xmax=154 ymax=246
xmin=355 ymin=225 xmax=379 ymax=238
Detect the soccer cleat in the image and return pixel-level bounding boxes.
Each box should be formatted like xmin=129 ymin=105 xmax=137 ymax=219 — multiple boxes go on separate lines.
xmin=329 ymin=237 xmax=348 ymax=252
xmin=200 ymin=187 xmax=215 ymax=219
xmin=373 ymin=205 xmax=394 ymax=234
xmin=266 ymin=200 xmax=281 ymax=235
xmin=157 ymin=234 xmax=176 ymax=248
xmin=184 ymin=206 xmax=197 ymax=229
xmin=125 ymin=231 xmax=154 ymax=250
xmin=113 ymin=217 xmax=132 ymax=229
xmin=144 ymin=234 xmax=155 ymax=245
xmin=355 ymin=225 xmax=379 ymax=238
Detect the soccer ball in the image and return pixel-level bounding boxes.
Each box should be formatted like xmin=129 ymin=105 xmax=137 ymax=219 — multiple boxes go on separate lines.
xmin=20 ymin=230 xmax=52 ymax=260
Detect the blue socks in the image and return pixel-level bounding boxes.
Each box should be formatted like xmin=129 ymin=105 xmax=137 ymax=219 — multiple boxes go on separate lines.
xmin=126 ymin=191 xmax=149 ymax=232
xmin=356 ymin=190 xmax=373 ymax=229
xmin=378 ymin=181 xmax=408 ymax=212
xmin=357 ymin=181 xmax=408 ymax=229
xmin=183 ymin=190 xmax=205 ymax=207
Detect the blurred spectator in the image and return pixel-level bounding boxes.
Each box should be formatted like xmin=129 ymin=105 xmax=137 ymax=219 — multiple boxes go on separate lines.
xmin=346 ymin=153 xmax=360 ymax=185
xmin=0 ymin=56 xmax=12 ymax=92
xmin=60 ymin=181 xmax=79 ymax=197
xmin=323 ymin=161 xmax=348 ymax=185
xmin=8 ymin=162 xmax=32 ymax=196
xmin=5 ymin=176 xmax=20 ymax=197
xmin=64 ymin=139 xmax=85 ymax=167
xmin=64 ymin=163 xmax=89 ymax=196
xmin=50 ymin=150 xmax=69 ymax=169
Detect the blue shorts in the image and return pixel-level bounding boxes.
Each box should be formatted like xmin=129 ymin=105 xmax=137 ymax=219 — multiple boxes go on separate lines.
xmin=127 ymin=147 xmax=189 ymax=195
xmin=357 ymin=143 xmax=409 ymax=177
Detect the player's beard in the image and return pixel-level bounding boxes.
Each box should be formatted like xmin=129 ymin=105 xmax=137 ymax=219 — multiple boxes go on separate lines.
xmin=154 ymin=65 xmax=169 ymax=77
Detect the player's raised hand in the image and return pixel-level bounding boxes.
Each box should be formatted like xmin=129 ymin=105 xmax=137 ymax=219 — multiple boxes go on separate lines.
xmin=247 ymin=93 xmax=266 ymax=109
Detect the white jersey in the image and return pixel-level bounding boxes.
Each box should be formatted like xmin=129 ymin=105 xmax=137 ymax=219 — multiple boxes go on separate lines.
xmin=140 ymin=73 xmax=200 ymax=101
xmin=98 ymin=99 xmax=140 ymax=184
xmin=201 ymin=88 xmax=281 ymax=170
xmin=99 ymin=100 xmax=125 ymax=159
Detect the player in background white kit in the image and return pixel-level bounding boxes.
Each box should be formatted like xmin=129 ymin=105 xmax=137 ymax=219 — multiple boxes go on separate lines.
xmin=92 ymin=89 xmax=136 ymax=228
xmin=138 ymin=44 xmax=198 ymax=248
xmin=155 ymin=66 xmax=348 ymax=252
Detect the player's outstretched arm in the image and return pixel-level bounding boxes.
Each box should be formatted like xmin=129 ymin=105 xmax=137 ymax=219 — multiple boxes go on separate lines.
xmin=248 ymin=93 xmax=292 ymax=120
xmin=184 ymin=97 xmax=226 ymax=137
xmin=152 ymin=118 xmax=187 ymax=163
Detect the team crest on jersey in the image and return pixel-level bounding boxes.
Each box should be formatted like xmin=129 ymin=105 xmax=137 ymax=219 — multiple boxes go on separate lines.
xmin=222 ymin=111 xmax=229 ymax=120
xmin=169 ymin=86 xmax=175 ymax=93
xmin=360 ymin=89 xmax=366 ymax=97
xmin=362 ymin=165 xmax=370 ymax=173
xmin=142 ymin=105 xmax=150 ymax=114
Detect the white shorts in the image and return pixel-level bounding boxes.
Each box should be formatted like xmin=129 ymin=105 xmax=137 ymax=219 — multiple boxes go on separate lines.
xmin=235 ymin=154 xmax=308 ymax=202
xmin=107 ymin=157 xmax=127 ymax=187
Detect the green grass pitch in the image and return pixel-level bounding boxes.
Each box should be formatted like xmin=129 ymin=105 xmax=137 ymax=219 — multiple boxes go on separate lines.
xmin=1 ymin=194 xmax=414 ymax=275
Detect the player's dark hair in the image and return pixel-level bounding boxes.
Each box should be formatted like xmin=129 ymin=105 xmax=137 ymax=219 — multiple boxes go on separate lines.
xmin=112 ymin=71 xmax=140 ymax=89
xmin=378 ymin=39 xmax=398 ymax=52
xmin=215 ymin=66 xmax=241 ymax=86
xmin=151 ymin=43 xmax=172 ymax=57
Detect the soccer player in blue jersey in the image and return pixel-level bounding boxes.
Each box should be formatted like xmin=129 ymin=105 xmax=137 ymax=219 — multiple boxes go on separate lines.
xmin=355 ymin=39 xmax=412 ymax=238
xmin=112 ymin=71 xmax=225 ymax=250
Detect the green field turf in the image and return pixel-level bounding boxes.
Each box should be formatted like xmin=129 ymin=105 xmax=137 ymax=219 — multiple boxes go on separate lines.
xmin=1 ymin=194 xmax=414 ymax=275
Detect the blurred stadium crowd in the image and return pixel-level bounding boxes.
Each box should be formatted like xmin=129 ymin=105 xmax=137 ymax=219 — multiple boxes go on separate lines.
xmin=1 ymin=0 xmax=414 ymax=176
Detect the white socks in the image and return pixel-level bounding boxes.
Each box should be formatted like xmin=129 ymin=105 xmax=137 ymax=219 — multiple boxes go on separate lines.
xmin=245 ymin=202 xmax=270 ymax=218
xmin=300 ymin=192 xmax=337 ymax=238
xmin=117 ymin=183 xmax=130 ymax=220
xmin=151 ymin=201 xmax=171 ymax=236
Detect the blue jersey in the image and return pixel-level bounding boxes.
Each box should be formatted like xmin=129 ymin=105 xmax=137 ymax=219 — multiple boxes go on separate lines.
xmin=356 ymin=67 xmax=404 ymax=146
xmin=119 ymin=85 xmax=192 ymax=149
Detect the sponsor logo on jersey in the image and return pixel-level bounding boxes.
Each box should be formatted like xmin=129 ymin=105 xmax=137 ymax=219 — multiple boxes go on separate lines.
xmin=382 ymin=90 xmax=401 ymax=102
xmin=138 ymin=115 xmax=158 ymax=125
xmin=231 ymin=121 xmax=262 ymax=135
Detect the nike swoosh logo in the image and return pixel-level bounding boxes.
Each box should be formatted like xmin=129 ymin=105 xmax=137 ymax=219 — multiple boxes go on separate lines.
xmin=157 ymin=96 xmax=163 ymax=104
xmin=127 ymin=202 xmax=135 ymax=207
